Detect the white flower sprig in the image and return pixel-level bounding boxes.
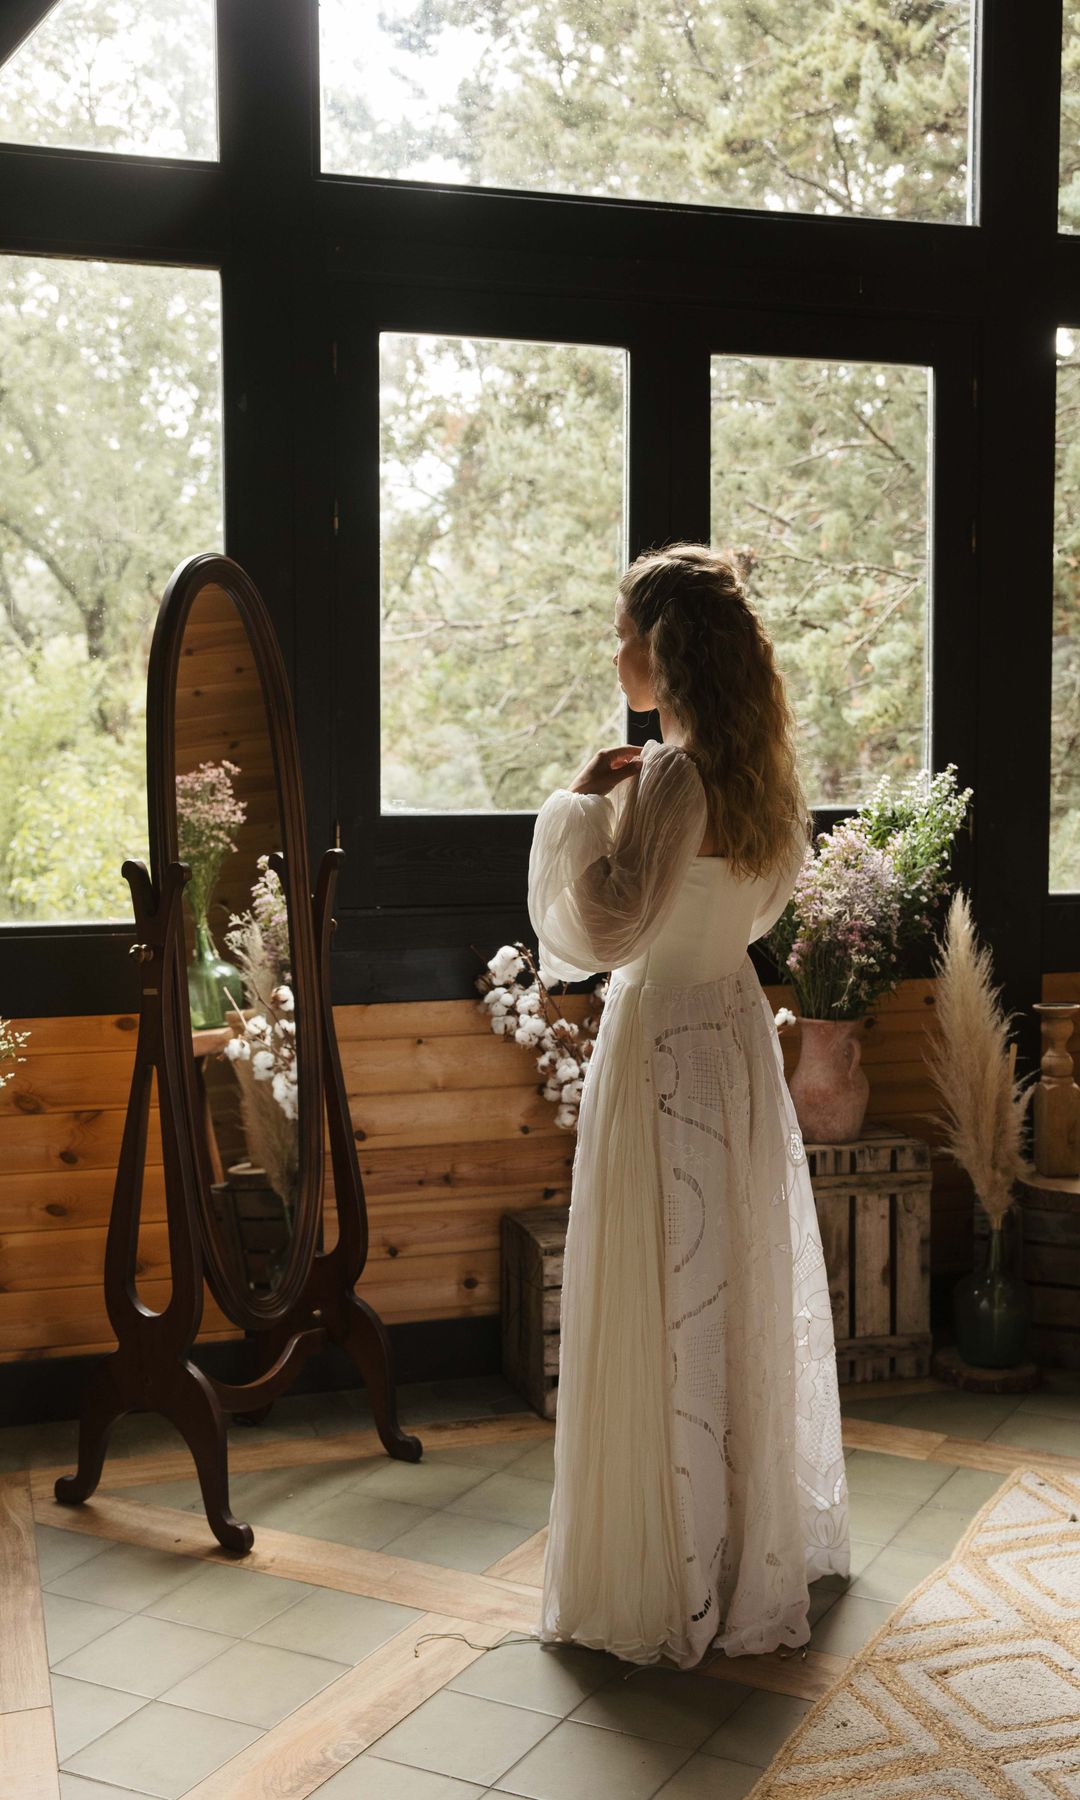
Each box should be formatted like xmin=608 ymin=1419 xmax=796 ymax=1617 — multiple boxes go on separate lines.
xmin=0 ymin=1016 xmax=29 ymax=1089
xmin=475 ymin=942 xmax=607 ymax=1132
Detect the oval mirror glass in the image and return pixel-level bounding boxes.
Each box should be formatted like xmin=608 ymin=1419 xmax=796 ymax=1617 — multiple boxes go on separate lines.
xmin=154 ymin=565 xmax=321 ymax=1328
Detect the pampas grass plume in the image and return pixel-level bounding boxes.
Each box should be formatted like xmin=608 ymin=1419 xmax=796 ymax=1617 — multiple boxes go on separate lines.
xmin=924 ymin=890 xmax=1034 ymax=1227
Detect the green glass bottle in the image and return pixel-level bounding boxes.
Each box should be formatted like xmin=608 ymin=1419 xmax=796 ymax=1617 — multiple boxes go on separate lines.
xmin=953 ymin=1213 xmax=1031 ymax=1369
xmin=187 ymin=918 xmax=243 ymax=1031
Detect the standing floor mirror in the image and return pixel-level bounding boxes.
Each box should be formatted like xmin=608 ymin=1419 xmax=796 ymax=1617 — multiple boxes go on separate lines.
xmin=55 ymin=553 xmax=421 ymax=1552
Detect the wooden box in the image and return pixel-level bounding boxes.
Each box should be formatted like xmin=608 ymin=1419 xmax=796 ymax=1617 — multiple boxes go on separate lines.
xmin=500 ymin=1130 xmax=933 ymax=1414
xmin=806 ymin=1126 xmax=933 ymax=1382
xmin=974 ymin=1172 xmax=1080 ymax=1368
xmin=501 ymin=1204 xmax=568 ymax=1419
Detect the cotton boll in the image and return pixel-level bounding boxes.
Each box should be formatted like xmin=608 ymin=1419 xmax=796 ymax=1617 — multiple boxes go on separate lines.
xmin=537 ymin=1049 xmax=559 ymax=1075
xmin=224 ymin=1036 xmax=250 ymax=1061
xmin=561 ymin=1078 xmax=583 ymax=1104
xmin=489 ymin=946 xmax=525 ymax=984
xmin=251 ymin=1049 xmax=275 ymax=1079
xmin=543 ymin=1079 xmax=563 ymax=1102
xmin=514 ymin=1017 xmax=547 ymax=1047
xmin=514 ymin=987 xmax=541 ymax=1015
xmin=272 ymin=1071 xmax=298 ymax=1119
xmin=555 ymin=1105 xmax=578 ymax=1131
xmin=554 ymin=1055 xmax=579 ymax=1083
xmin=491 ymin=1014 xmax=515 ymax=1036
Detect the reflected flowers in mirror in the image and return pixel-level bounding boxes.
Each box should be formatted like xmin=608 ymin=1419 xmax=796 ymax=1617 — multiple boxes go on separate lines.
xmin=220 ymin=858 xmax=298 ymax=1208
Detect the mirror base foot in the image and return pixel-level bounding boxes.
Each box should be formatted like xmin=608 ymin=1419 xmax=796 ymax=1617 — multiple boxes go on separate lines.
xmin=53 ymin=1356 xmax=126 ymax=1507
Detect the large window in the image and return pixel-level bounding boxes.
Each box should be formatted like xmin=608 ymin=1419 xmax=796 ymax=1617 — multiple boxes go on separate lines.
xmin=710 ymin=354 xmax=930 ymax=808
xmin=380 ymin=332 xmax=626 ymax=813
xmin=0 ymin=0 xmax=218 ymax=160
xmin=0 ymin=3 xmax=1072 ymax=1019
xmin=321 ymin=0 xmax=972 ymax=222
xmin=0 ymin=256 xmax=224 ymax=923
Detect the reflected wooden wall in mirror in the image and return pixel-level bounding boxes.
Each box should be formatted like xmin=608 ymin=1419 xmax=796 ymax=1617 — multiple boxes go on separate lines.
xmin=55 ymin=555 xmax=421 ymax=1553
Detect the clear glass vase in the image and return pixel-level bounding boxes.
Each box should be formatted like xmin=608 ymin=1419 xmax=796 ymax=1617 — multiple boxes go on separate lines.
xmin=953 ymin=1212 xmax=1032 ymax=1369
xmin=187 ymin=918 xmax=243 ymax=1031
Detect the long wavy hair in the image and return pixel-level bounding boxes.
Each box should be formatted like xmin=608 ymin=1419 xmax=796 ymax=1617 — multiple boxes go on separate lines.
xmin=620 ymin=542 xmax=810 ymax=880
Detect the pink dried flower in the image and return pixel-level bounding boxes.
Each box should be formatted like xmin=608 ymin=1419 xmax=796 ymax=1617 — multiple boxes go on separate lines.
xmin=176 ymin=760 xmax=247 ymax=923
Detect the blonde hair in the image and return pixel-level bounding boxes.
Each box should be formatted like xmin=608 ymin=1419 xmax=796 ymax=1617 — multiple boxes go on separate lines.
xmin=620 ymin=541 xmax=810 ymax=880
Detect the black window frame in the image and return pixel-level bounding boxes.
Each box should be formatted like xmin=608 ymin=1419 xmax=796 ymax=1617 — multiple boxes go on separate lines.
xmin=0 ymin=0 xmax=1066 ymax=1070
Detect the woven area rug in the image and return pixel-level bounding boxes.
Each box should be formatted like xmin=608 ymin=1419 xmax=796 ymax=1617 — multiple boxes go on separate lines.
xmin=746 ymin=1464 xmax=1080 ymax=1798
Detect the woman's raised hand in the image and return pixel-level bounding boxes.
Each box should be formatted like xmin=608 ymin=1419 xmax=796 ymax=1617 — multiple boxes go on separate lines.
xmin=568 ymin=744 xmax=643 ymax=797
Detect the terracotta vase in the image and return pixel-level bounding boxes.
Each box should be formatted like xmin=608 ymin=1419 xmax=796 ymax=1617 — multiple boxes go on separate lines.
xmin=788 ymin=1017 xmax=870 ymax=1144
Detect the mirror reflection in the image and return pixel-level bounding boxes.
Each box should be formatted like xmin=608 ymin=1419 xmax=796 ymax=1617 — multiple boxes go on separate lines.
xmin=173 ymin=585 xmax=299 ymax=1301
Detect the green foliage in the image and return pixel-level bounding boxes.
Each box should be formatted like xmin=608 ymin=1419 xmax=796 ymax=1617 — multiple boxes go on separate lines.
xmin=326 ymin=0 xmax=970 ymax=221
xmin=711 ymin=354 xmax=929 ymax=805
xmin=0 ymin=254 xmax=223 ymax=921
xmin=0 ymin=0 xmax=216 ymax=159
xmin=380 ymin=334 xmax=625 ymax=810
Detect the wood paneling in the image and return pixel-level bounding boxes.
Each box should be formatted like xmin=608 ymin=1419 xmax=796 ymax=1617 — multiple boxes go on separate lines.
xmin=175 ymin=584 xmax=282 ymax=929
xmin=1 ymin=973 xmax=1072 ymax=1364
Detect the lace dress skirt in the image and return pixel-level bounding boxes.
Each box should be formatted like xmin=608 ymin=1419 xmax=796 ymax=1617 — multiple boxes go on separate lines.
xmin=531 ymin=954 xmax=850 ymax=1671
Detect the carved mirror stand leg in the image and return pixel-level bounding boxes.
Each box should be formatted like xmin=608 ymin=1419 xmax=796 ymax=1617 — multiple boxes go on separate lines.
xmin=54 ymin=860 xmax=254 ymax=1553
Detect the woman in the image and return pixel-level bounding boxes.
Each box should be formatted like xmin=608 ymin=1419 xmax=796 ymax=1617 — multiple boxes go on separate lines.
xmin=526 ymin=542 xmax=850 ymax=1671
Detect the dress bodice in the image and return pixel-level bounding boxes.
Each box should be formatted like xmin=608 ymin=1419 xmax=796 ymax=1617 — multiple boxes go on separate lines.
xmin=528 ymin=738 xmax=807 ymax=990
xmin=613 ymin=857 xmax=784 ymax=987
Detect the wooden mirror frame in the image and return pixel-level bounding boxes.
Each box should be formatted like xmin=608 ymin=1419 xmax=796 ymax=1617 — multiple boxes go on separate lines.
xmin=150 ymin=556 xmax=322 ymax=1330
xmin=54 ymin=554 xmax=422 ymax=1553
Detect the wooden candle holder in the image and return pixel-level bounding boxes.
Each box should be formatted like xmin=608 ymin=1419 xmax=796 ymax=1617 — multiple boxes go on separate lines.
xmin=1032 ymin=1002 xmax=1080 ymax=1179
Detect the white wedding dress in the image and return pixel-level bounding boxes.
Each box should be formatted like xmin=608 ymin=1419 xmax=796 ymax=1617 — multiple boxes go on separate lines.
xmin=525 ymin=737 xmax=850 ymax=1670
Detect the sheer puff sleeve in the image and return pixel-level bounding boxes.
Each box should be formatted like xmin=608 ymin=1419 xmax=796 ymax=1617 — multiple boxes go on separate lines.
xmin=527 ymin=740 xmax=709 ymax=983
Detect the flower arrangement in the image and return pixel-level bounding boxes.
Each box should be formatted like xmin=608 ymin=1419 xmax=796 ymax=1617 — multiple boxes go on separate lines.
xmin=924 ymin=889 xmax=1034 ymax=1225
xmin=476 ymin=942 xmax=606 ymax=1131
xmin=768 ymin=764 xmax=972 ymax=1022
xmin=0 ymin=1016 xmax=29 ymax=1089
xmin=175 ymin=759 xmax=247 ymax=928
xmin=221 ymin=859 xmax=298 ymax=1204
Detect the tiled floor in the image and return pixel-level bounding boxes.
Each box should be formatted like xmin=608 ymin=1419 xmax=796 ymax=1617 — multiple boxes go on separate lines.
xmin=2 ymin=1370 xmax=1077 ymax=1800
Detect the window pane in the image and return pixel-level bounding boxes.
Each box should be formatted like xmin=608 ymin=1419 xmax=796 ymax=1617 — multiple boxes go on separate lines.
xmin=711 ymin=354 xmax=930 ymax=808
xmin=0 ymin=0 xmax=218 ymax=160
xmin=0 ymin=256 xmax=224 ymax=922
xmin=1053 ymin=328 xmax=1080 ymax=889
xmin=380 ymin=333 xmax=625 ymax=812
xmin=1062 ymin=5 xmax=1080 ymax=230
xmin=322 ymin=0 xmax=971 ymax=224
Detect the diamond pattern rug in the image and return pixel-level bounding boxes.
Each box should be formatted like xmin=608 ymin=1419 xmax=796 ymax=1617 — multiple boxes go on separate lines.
xmin=747 ymin=1465 xmax=1080 ymax=1798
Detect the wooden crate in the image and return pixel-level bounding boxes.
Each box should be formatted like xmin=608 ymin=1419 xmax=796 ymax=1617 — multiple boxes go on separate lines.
xmin=974 ymin=1172 xmax=1080 ymax=1369
xmin=808 ymin=1126 xmax=933 ymax=1382
xmin=501 ymin=1204 xmax=568 ymax=1418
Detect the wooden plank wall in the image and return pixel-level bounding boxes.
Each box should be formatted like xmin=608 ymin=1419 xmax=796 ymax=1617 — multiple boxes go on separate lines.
xmin=175 ymin=582 xmax=281 ymax=932
xmin=3 ymin=971 xmax=1070 ymax=1366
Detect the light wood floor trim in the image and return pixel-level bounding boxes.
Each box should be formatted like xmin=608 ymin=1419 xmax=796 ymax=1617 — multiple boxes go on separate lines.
xmin=33 ymin=1492 xmax=542 ymax=1629
xmin=33 ymin=1411 xmax=556 ymax=1498
xmin=0 ymin=1707 xmax=60 ymax=1800
xmin=30 ymin=1411 xmax=1074 ymax=1518
xmin=0 ymin=1474 xmax=51 ymax=1713
xmin=702 ymin=1645 xmax=850 ymax=1704
xmin=841 ymin=1416 xmax=1080 ymax=1475
xmin=484 ymin=1527 xmax=547 ymax=1587
xmin=181 ymin=1611 xmax=506 ymax=1800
